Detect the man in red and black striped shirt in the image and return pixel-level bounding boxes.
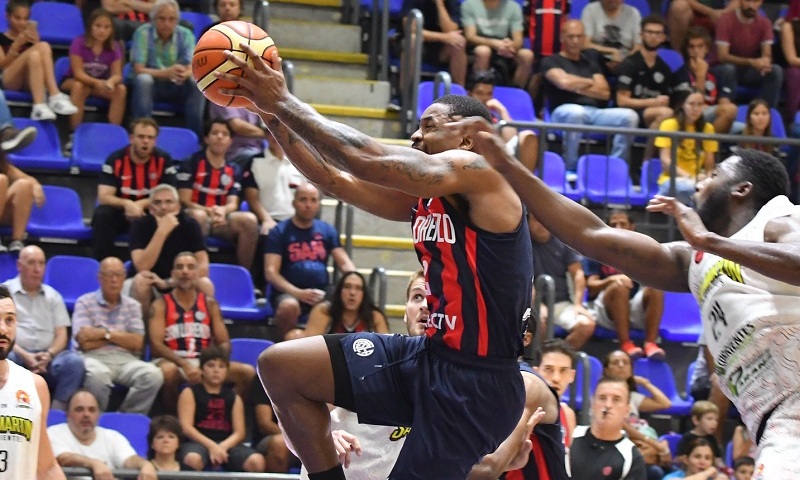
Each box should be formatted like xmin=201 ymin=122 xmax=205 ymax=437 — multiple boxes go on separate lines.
xmin=177 ymin=119 xmax=259 ymax=270
xmin=91 ymin=118 xmax=176 ymax=261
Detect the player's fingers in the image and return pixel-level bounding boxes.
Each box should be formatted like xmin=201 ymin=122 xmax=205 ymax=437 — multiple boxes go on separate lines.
xmin=350 ymin=434 xmax=362 ymax=455
xmin=271 ymin=50 xmax=282 ymax=72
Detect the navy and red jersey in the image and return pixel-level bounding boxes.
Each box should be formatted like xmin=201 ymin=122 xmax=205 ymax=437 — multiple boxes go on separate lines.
xmin=99 ymin=146 xmax=175 ymax=201
xmin=412 ymin=197 xmax=532 ymax=359
xmin=529 ymin=0 xmax=571 ymax=58
xmin=191 ymin=383 xmax=236 ymax=443
xmin=177 ymin=151 xmax=241 ymax=207
xmin=162 ymin=291 xmax=212 ymax=359
xmin=503 ymin=363 xmax=571 ymax=480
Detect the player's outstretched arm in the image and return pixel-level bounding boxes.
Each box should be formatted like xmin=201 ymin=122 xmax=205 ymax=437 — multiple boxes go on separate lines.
xmin=446 ymin=117 xmax=692 ymax=293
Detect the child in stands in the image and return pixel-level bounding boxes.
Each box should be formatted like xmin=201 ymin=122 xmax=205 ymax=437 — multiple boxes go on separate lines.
xmin=732 ymin=456 xmax=755 ymax=480
xmin=676 ymin=401 xmax=723 ymax=467
xmin=663 ymin=438 xmax=729 ymax=480
xmin=147 ymin=415 xmax=192 ymax=472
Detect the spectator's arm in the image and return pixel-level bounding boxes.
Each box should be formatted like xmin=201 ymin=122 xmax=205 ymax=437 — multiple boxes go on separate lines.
xmin=659 ymin=144 xmax=693 ymax=178
xmin=372 ymin=310 xmax=390 ymax=333
xmin=36 ymin=376 xmax=66 ymax=480
xmin=760 ymin=41 xmax=772 ymax=60
xmin=264 ymin=253 xmax=299 ymax=296
xmin=782 ymin=21 xmax=800 ymax=67
xmin=219 ymin=394 xmax=247 ymax=450
xmin=69 ymin=54 xmax=104 ymax=90
xmin=562 ymin=403 xmax=576 ymax=445
xmin=331 ymin=247 xmax=355 ymax=273
xmin=255 ymin=403 xmax=282 ymax=435
xmin=703 ymin=151 xmax=715 ymax=176
xmin=97 ymin=185 xmax=129 ymax=208
xmin=637 ymin=378 xmax=672 ymax=411
xmin=567 ymin=262 xmax=587 ymax=307
xmin=616 ymin=89 xmax=660 ymax=109
xmin=48 ymin=327 xmax=69 ymax=356
xmin=436 ymin=0 xmax=460 ymax=32
xmin=511 ymin=29 xmax=524 ymax=51
xmin=122 ymin=455 xmax=156 ymax=480
xmin=130 ymin=231 xmax=168 ymax=273
xmin=54 ymin=453 xmax=107 ymax=471
xmin=229 ymin=117 xmax=269 ymax=139
xmin=208 ymin=298 xmax=231 ymax=353
xmin=544 ymin=68 xmax=595 ymax=95
xmin=300 ymin=302 xmax=332 ymax=337
xmin=463 ymin=24 xmax=502 ymax=48
xmin=107 ymin=330 xmax=145 ymax=353
xmin=582 ymin=73 xmax=611 ymax=100
xmin=223 ymin=194 xmax=239 ymax=215
xmin=179 ymin=187 xmax=207 ymax=212
xmin=715 ymin=42 xmax=756 ymax=67
xmin=244 ymin=187 xmax=276 ymax=228
xmin=101 ymin=0 xmax=132 ymax=15
xmin=195 ymin=250 xmax=210 ymax=278
xmin=126 ymin=0 xmax=153 ymax=13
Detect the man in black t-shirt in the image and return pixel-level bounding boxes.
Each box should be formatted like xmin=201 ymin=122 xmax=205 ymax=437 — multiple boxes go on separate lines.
xmin=570 ymin=376 xmax=647 ymax=480
xmin=541 ymin=19 xmax=638 ymax=172
xmin=126 ymin=183 xmax=213 ymax=319
xmin=400 ymin=0 xmax=467 ymax=85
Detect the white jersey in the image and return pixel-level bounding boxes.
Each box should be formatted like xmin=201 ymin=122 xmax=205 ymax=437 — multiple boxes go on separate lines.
xmin=300 ymin=408 xmax=408 ymax=480
xmin=0 ymin=359 xmax=41 ymax=480
xmin=688 ymin=195 xmax=800 ymax=440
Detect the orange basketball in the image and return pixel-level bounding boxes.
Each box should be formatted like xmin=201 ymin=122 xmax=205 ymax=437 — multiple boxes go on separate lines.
xmin=192 ymin=21 xmax=278 ymax=108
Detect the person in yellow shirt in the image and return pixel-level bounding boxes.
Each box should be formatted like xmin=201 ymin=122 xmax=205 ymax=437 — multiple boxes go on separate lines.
xmin=654 ymin=90 xmax=718 ymax=205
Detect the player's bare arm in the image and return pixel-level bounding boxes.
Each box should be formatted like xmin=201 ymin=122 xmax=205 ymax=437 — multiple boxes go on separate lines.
xmin=649 ymin=196 xmax=800 ymax=286
xmin=447 ymin=117 xmax=692 ymax=292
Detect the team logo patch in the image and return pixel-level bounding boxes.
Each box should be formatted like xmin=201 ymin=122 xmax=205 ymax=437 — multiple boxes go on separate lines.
xmin=220 ymin=174 xmax=232 ymax=186
xmin=353 ymin=339 xmax=375 ymax=357
xmin=695 ymin=251 xmax=704 ymax=263
xmin=15 ymin=390 xmax=30 ymax=409
xmin=195 ymin=311 xmax=206 ymax=321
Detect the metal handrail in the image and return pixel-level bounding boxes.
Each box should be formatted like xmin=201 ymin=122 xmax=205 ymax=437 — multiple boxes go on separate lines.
xmin=571 ymin=351 xmax=591 ymax=425
xmin=400 ymin=9 xmax=423 ymax=136
xmin=282 ymin=60 xmax=295 ymax=95
xmin=368 ymin=266 xmax=389 ymax=312
xmin=527 ymin=274 xmax=555 ymax=365
xmin=253 ymin=0 xmax=269 ymax=31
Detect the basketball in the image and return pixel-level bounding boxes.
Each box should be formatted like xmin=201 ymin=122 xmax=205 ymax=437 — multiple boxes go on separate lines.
xmin=192 ymin=21 xmax=278 ymax=108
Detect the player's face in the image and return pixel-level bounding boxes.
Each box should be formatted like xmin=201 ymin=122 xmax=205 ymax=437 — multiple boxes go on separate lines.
xmin=748 ymin=103 xmax=770 ymax=134
xmin=172 ymin=255 xmax=199 ymax=289
xmin=130 ymin=125 xmax=158 ymax=160
xmin=152 ymin=429 xmax=180 ymax=456
xmin=694 ymin=156 xmax=739 ymax=231
xmin=153 ymin=5 xmax=179 ymax=39
xmin=98 ymin=260 xmax=127 ymax=301
xmin=686 ymin=445 xmax=714 ymax=473
xmin=404 ymin=276 xmax=429 ymax=337
xmin=150 ymin=189 xmax=180 ymax=217
xmin=292 ymin=185 xmax=321 ymax=222
xmin=340 ymin=274 xmax=365 ymax=312
xmin=0 ymin=298 xmax=17 ymax=361
xmin=411 ymin=103 xmax=466 ymax=155
xmin=17 ymin=247 xmax=45 ymax=290
xmin=201 ymin=358 xmax=228 ymax=386
xmin=205 ymin=123 xmax=233 ymax=156
xmin=592 ymin=382 xmax=629 ymax=428
xmin=537 ymin=352 xmax=575 ymax=397
xmin=734 ymin=465 xmax=755 ymax=480
xmin=90 ymin=15 xmax=113 ymax=44
xmin=216 ymin=0 xmax=241 ymax=22
xmin=67 ymin=392 xmax=100 ymax=438
xmin=607 ymin=212 xmax=634 ymax=230
xmin=468 ymin=83 xmax=493 ymax=106
xmin=604 ymin=350 xmax=632 ymax=379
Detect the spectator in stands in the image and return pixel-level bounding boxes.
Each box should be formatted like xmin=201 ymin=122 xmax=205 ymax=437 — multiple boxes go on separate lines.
xmin=569 ymin=376 xmax=647 ymax=480
xmin=0 ymin=149 xmax=44 ymax=252
xmin=213 ymin=0 xmax=240 ymax=24
xmin=527 ymin=0 xmax=569 ymax=100
xmin=0 ymin=89 xmax=36 ymax=153
xmin=581 ymin=0 xmax=641 ymax=74
xmin=72 ymin=256 xmax=164 ymax=415
xmin=127 ymin=183 xmax=213 ymax=320
xmin=732 ymin=456 xmax=755 ymax=480
xmin=208 ymin=96 xmax=268 ymax=166
xmin=616 ymin=16 xmax=686 ymax=136
xmin=91 ymin=117 xmax=176 ymax=261
xmin=535 ymin=339 xmax=577 ymax=447
xmin=264 ymin=183 xmax=356 ymax=340
xmin=662 ymin=438 xmax=728 ymax=480
xmin=666 ymin=0 xmax=739 ymax=51
xmin=178 ymin=345 xmax=266 ymax=472
xmin=62 ymin=8 xmax=127 ymax=132
xmin=529 ymin=212 xmax=595 ymax=350
xmin=5 ymin=246 xmax=85 ymax=411
xmin=48 ymin=389 xmax=158 ymax=479
xmin=712 ymin=0 xmax=782 ymax=108
xmin=736 ymin=98 xmax=780 ymax=156
xmin=148 ymin=415 xmax=192 ymax=471
xmin=0 ymin=0 xmax=79 ymax=121
xmin=294 ymin=271 xmax=389 ymax=339
xmin=679 ymin=26 xmax=738 ymax=134
xmin=249 ymin=370 xmax=300 ymax=473
xmin=676 ymin=401 xmax=723 ymax=465
xmin=541 ymin=19 xmax=638 ymax=173
xmin=130 ymin=0 xmax=205 ymax=136
xmin=177 ymin=119 xmax=259 ymax=270
xmin=102 ymin=0 xmax=153 ymax=41
xmin=149 ymin=251 xmax=255 ymax=412
xmin=585 ymin=211 xmax=666 ymax=360
xmin=399 ymin=0 xmax=467 ymax=86
xmin=466 ymin=70 xmax=540 ymax=171
xmin=654 ymin=90 xmax=718 ymax=205
xmin=461 ymin=0 xmax=534 ymax=89
xmin=781 ymin=0 xmax=800 ymax=123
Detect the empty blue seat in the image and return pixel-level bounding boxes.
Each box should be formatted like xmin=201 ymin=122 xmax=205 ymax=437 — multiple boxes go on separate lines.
xmin=562 ymin=354 xmax=602 ymax=411
xmin=208 ymin=263 xmax=273 ymax=321
xmin=417 ymin=80 xmax=467 ymax=119
xmin=0 ymin=254 xmax=17 ymax=283
xmin=156 ymin=126 xmax=200 ymax=162
xmin=657 ymin=48 xmax=684 ymax=73
xmin=47 ymin=409 xmax=66 ymax=426
xmin=659 ymin=432 xmax=682 ymax=457
xmin=31 ymin=2 xmax=84 ymax=47
xmin=658 ymin=291 xmax=701 ymax=343
xmin=98 ymin=412 xmax=150 ymax=457
xmin=72 ymin=123 xmax=129 ymax=173
xmin=27 ymin=186 xmax=93 ymax=241
xmin=43 ymin=255 xmax=100 ymax=312
xmin=633 ymin=358 xmax=693 ymax=415
xmin=7 ymin=119 xmax=71 ymax=171
xmin=640 ymin=157 xmax=662 ymax=200
xmin=180 ymin=11 xmax=214 ymax=40
xmin=230 ymin=338 xmax=274 ymax=368
xmin=577 ymin=154 xmax=646 ymax=205
xmin=493 ymin=85 xmax=536 ymax=126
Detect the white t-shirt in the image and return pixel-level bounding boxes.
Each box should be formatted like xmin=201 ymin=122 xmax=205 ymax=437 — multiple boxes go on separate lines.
xmin=47 ymin=424 xmax=136 ymax=469
xmin=250 ymin=149 xmax=306 ymax=221
xmin=0 ymin=360 xmax=42 ymax=480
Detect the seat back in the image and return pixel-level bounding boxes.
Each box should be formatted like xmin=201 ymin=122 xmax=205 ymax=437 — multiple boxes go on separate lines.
xmin=657 ymin=48 xmax=684 ymax=73
xmin=180 ymin=11 xmax=214 ymax=40
xmin=641 ymin=158 xmax=662 ymax=198
xmin=230 ymin=338 xmax=274 ymax=368
xmin=659 ymin=432 xmax=682 ymax=457
xmin=633 ymin=358 xmax=680 ymax=400
xmin=156 ymin=126 xmax=200 ymax=162
xmin=43 ymin=255 xmax=100 ymax=311
xmin=0 ymin=254 xmax=17 ymax=283
xmin=540 ymin=151 xmax=566 ymax=194
xmin=493 ymin=86 xmax=536 ymax=124
xmin=562 ymin=354 xmax=602 ymax=411
xmin=46 ymin=409 xmax=66 ymax=426
xmin=576 ymin=154 xmax=632 ymax=203
xmin=28 ymin=186 xmax=90 ymax=236
xmin=416 ymin=80 xmax=468 ymax=119
xmin=8 ymin=118 xmax=65 ymax=164
xmin=659 ymin=291 xmax=702 ymax=342
xmin=208 ymin=263 xmax=256 ymax=308
xmin=735 ymin=105 xmax=787 ymax=138
xmin=73 ymin=123 xmax=129 ymax=172
xmin=98 ymin=412 xmax=150 ymax=457
xmin=54 ymin=56 xmax=71 ymax=85
xmin=626 ymin=0 xmax=651 ymax=15
xmin=31 ymin=2 xmax=84 ymax=46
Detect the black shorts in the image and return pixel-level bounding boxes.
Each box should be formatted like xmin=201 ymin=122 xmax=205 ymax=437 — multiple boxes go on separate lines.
xmin=179 ymin=442 xmax=257 ymax=471
xmin=326 ymin=332 xmax=525 ymax=480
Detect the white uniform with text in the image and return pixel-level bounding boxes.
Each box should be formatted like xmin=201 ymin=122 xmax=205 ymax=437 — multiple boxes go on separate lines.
xmin=0 ymin=359 xmax=41 ymax=480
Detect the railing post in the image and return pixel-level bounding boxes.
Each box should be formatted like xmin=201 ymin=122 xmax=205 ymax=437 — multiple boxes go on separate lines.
xmin=253 ymin=0 xmax=269 ymax=31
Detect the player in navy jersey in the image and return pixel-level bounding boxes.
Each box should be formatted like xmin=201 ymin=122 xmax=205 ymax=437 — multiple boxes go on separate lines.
xmin=220 ymin=50 xmax=533 ymax=480
xmin=177 ymin=119 xmax=259 ymax=269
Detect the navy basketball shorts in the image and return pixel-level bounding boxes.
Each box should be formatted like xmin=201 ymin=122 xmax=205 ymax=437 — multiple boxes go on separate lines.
xmin=326 ymin=332 xmax=525 ymax=480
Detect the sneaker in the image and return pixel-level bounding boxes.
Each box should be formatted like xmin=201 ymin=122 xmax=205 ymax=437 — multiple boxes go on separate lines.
xmin=620 ymin=340 xmax=643 ymax=360
xmin=643 ymin=342 xmax=665 ymax=361
xmin=0 ymin=126 xmax=36 ymax=153
xmin=30 ymin=103 xmax=56 ymax=121
xmin=7 ymin=240 xmax=23 ymax=253
xmin=47 ymin=93 xmax=78 ymax=116
xmin=565 ymin=170 xmax=578 ymax=182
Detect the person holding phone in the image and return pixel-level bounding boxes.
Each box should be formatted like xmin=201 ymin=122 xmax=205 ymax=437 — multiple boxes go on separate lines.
xmin=0 ymin=0 xmax=78 ymax=121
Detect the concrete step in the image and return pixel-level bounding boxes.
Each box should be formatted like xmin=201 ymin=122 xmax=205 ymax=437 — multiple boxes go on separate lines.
xmin=295 ymin=76 xmax=390 ymax=109
xmin=268 ymin=0 xmax=343 ymax=23
xmin=288 ymin=57 xmax=370 ymax=80
xmin=310 ymin=104 xmax=402 ymax=137
xmin=269 ymin=19 xmax=361 ymax=53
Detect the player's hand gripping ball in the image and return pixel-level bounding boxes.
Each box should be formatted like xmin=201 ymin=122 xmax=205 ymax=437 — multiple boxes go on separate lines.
xmin=192 ymin=21 xmax=278 ymax=107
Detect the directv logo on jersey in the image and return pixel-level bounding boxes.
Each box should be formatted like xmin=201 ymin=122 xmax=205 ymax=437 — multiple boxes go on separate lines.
xmin=425 ymin=312 xmax=458 ymax=330
xmin=412 ymin=213 xmax=456 ymax=244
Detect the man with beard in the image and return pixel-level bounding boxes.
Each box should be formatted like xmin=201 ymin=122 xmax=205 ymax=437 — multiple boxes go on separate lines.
xmin=0 ymin=284 xmax=65 ymax=480
xmin=449 ymin=117 xmax=800 ymax=480
xmin=712 ymin=0 xmax=783 ymax=108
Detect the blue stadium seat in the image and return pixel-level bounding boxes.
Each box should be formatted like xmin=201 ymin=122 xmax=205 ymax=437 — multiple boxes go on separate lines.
xmin=230 ymin=338 xmax=274 ymax=368
xmin=27 ymin=186 xmax=93 ymax=241
xmin=576 ymin=154 xmax=647 ymax=205
xmin=626 ymin=0 xmax=651 ymax=15
xmin=735 ymin=105 xmax=787 ymax=138
xmin=417 ymin=81 xmax=467 ymax=120
xmin=156 ymin=126 xmax=200 ymax=162
xmin=493 ymin=85 xmax=536 ymax=126
xmin=593 ymin=325 xmax=645 ymax=340
xmin=640 ymin=158 xmax=662 ymax=200
xmin=208 ymin=263 xmax=273 ymax=321
xmin=43 ymin=255 xmax=100 ymax=312
xmin=72 ymin=123 xmax=129 ymax=173
xmin=98 ymin=412 xmax=150 ymax=457
xmin=570 ymin=0 xmax=587 ymax=18
xmin=7 ymin=119 xmax=71 ymax=171
xmin=657 ymin=48 xmax=684 ymax=73
xmin=562 ymin=354 xmax=602 ymax=411
xmin=0 ymin=254 xmax=17 ymax=283
xmin=46 ymin=409 xmax=66 ymax=426
xmin=633 ymin=358 xmax=693 ymax=415
xmin=540 ymin=151 xmax=586 ymax=200
xmin=685 ymin=361 xmax=696 ymax=398
xmin=726 ymin=440 xmax=734 ymax=467
xmin=659 ymin=432 xmax=682 ymax=457
xmin=31 ymin=2 xmax=84 ymax=48
xmin=658 ymin=291 xmax=701 ymax=343
xmin=180 ymin=11 xmax=214 ymax=40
